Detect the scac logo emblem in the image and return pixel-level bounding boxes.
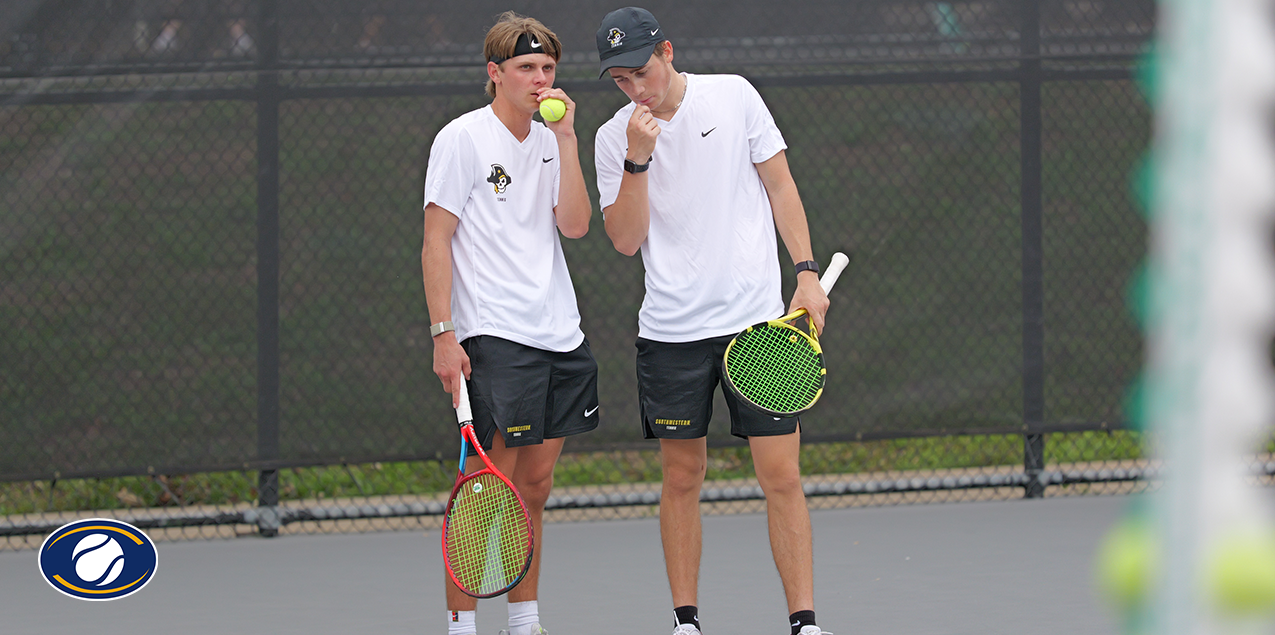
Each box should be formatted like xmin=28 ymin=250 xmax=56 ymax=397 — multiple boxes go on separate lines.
xmin=38 ymin=518 xmax=158 ymax=601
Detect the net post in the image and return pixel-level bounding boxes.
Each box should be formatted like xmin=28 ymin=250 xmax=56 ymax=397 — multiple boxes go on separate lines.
xmin=1144 ymin=0 xmax=1275 ymax=627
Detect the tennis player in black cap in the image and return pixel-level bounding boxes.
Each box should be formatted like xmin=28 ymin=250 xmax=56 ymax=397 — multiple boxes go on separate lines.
xmin=592 ymin=7 xmax=831 ymax=635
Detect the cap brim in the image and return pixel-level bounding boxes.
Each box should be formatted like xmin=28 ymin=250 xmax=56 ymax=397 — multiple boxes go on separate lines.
xmin=598 ymin=42 xmax=660 ymax=78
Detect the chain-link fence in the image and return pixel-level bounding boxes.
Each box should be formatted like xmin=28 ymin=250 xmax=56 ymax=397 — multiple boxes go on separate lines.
xmin=2 ymin=0 xmax=1222 ymax=547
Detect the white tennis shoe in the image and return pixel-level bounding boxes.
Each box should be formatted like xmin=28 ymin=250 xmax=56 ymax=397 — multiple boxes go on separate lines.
xmin=498 ymin=624 xmax=547 ymax=635
xmin=796 ymin=627 xmax=832 ymax=635
xmin=672 ymin=625 xmax=701 ymax=635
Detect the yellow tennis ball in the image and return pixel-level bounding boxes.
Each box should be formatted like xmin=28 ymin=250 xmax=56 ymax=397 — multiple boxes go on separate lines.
xmin=1095 ymin=519 xmax=1159 ymax=612
xmin=539 ymin=98 xmax=566 ymax=122
xmin=1207 ymin=529 xmax=1275 ymax=615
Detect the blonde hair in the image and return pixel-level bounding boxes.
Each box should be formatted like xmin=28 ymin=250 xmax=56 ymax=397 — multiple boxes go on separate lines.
xmin=484 ymin=12 xmax=563 ymax=98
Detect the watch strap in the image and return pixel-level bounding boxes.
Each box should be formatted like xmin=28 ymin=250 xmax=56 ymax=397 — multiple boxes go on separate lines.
xmin=623 ymin=157 xmax=651 ymax=173
xmin=794 ymin=260 xmax=820 ymax=275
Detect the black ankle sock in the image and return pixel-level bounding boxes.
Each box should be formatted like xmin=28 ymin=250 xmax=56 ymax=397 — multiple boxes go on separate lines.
xmin=674 ymin=605 xmax=700 ymax=631
xmin=789 ymin=610 xmax=816 ymax=635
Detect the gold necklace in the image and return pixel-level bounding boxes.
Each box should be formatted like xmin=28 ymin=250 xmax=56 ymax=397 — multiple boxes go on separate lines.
xmin=655 ymin=76 xmax=686 ymax=116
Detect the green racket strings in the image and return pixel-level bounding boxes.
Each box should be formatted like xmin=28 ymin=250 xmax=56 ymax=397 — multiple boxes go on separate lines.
xmin=445 ymin=472 xmax=531 ymax=595
xmin=726 ymin=323 xmax=824 ymax=414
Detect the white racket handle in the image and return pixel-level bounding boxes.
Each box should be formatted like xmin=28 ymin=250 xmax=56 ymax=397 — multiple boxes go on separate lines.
xmin=819 ymin=252 xmax=851 ymax=294
xmin=455 ymin=374 xmax=473 ymax=425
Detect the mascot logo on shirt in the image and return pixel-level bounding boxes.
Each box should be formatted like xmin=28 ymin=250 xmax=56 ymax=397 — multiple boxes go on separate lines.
xmin=486 ymin=164 xmax=513 ymax=194
xmin=607 ymin=28 xmax=625 ymax=48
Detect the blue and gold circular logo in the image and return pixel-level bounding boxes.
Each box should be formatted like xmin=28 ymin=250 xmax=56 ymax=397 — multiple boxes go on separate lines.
xmin=38 ymin=518 xmax=158 ymax=601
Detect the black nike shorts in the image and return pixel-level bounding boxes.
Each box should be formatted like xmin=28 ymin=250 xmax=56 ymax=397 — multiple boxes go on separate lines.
xmin=635 ymin=335 xmax=800 ymax=440
xmin=461 ymin=335 xmax=600 ymax=454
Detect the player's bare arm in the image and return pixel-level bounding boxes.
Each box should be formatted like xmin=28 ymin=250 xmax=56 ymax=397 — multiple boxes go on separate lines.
xmin=421 ymin=203 xmax=471 ymax=406
xmin=603 ymin=104 xmax=659 ymax=256
xmin=756 ymin=151 xmax=830 ymax=334
xmin=538 ymin=87 xmax=591 ymax=239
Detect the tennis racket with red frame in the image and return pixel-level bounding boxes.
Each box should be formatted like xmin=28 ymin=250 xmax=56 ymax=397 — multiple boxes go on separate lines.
xmin=441 ymin=376 xmax=534 ymax=598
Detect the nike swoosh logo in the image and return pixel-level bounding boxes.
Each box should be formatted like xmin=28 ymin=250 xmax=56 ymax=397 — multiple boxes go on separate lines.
xmin=792 ymin=622 xmax=801 ymax=627
xmin=701 ymin=127 xmax=716 ymax=137
xmin=651 ymin=29 xmax=660 ymax=36
xmin=530 ymin=38 xmax=542 ymax=49
xmin=585 ymin=405 xmax=599 ymax=417
xmin=543 ymin=158 xmax=553 ymax=163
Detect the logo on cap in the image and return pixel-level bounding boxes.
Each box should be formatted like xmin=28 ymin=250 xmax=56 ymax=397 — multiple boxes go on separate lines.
xmin=607 ymin=27 xmax=625 ymax=48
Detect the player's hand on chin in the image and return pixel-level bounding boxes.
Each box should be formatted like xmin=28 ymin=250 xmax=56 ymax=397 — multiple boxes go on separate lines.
xmin=625 ymin=104 xmax=659 ymax=163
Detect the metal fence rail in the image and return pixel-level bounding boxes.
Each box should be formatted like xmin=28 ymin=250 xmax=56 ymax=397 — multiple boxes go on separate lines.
xmin=2 ymin=456 xmax=1176 ymax=540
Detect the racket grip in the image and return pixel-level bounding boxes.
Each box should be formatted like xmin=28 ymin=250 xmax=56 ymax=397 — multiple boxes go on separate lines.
xmin=820 ymin=252 xmax=851 ymax=294
xmin=455 ymin=375 xmax=473 ymax=425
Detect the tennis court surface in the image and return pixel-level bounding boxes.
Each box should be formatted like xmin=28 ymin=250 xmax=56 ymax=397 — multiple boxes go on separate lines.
xmin=3 ymin=495 xmax=1124 ymax=635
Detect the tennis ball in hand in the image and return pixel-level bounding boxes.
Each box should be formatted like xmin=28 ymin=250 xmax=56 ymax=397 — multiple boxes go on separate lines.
xmin=1206 ymin=529 xmax=1275 ymax=615
xmin=1095 ymin=518 xmax=1159 ymax=611
xmin=539 ymin=98 xmax=566 ymax=122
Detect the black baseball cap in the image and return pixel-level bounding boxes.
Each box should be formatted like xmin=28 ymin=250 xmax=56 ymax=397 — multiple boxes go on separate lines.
xmin=596 ymin=7 xmax=666 ymax=78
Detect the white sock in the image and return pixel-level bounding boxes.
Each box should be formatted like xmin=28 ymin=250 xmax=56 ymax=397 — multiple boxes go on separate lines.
xmin=447 ymin=610 xmax=476 ymax=635
xmin=507 ymin=600 xmax=539 ymax=634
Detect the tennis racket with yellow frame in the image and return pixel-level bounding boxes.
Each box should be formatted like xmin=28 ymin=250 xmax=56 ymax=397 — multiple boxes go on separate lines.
xmin=722 ymin=252 xmax=851 ymax=417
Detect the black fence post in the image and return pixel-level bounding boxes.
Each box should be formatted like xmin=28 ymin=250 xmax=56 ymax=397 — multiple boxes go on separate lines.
xmin=1020 ymin=0 xmax=1047 ymax=498
xmin=255 ymin=0 xmax=282 ymax=535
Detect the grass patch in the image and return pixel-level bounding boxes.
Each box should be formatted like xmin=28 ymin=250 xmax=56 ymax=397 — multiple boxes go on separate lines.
xmin=0 ymin=431 xmax=1144 ymax=515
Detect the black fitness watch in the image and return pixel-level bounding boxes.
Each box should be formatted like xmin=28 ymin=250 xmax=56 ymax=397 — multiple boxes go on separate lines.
xmin=794 ymin=260 xmax=820 ymax=276
xmin=623 ymin=157 xmax=651 ymax=173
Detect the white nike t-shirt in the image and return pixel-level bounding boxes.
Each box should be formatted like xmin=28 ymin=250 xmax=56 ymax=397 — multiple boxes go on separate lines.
xmin=424 ymin=105 xmax=584 ymax=352
xmin=595 ymin=73 xmax=788 ymax=342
